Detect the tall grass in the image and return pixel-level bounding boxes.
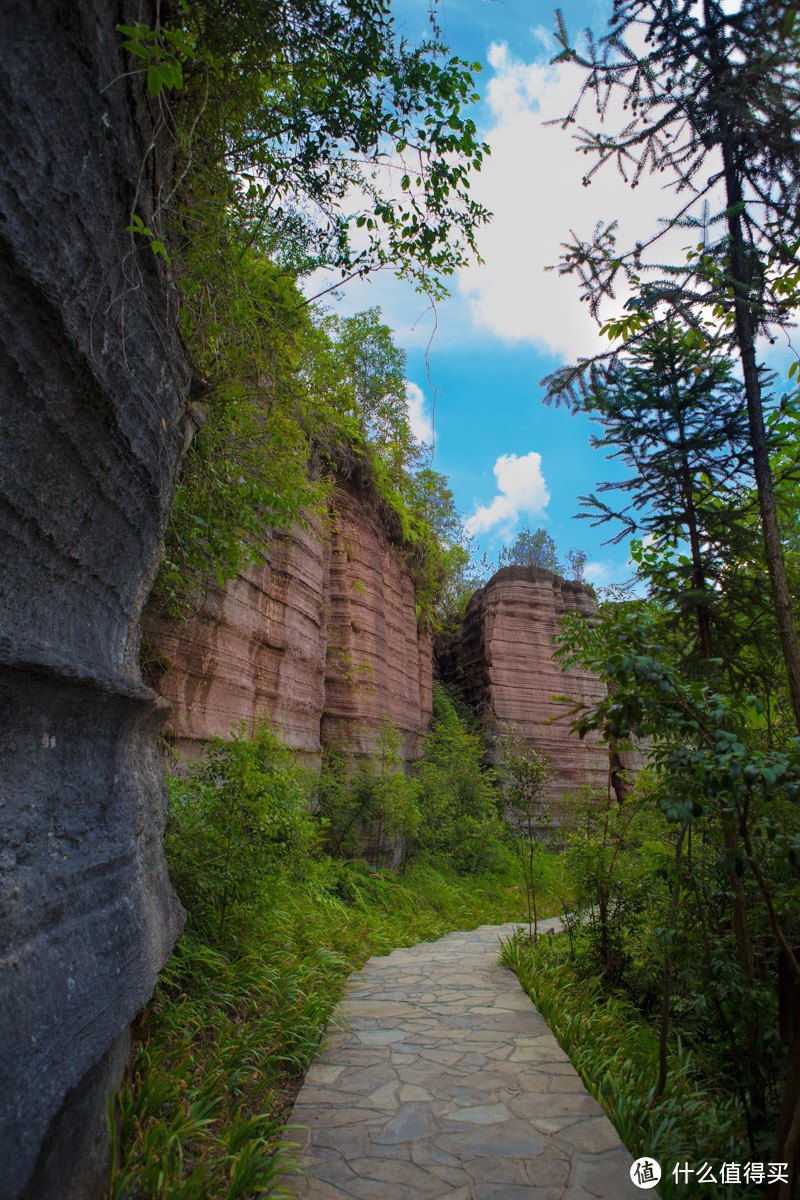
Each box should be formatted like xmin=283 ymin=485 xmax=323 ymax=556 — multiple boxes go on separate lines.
xmin=110 ymin=855 xmax=552 ymax=1198
xmin=109 ymin=704 xmax=571 ymax=1198
xmin=501 ymin=932 xmax=757 ymax=1200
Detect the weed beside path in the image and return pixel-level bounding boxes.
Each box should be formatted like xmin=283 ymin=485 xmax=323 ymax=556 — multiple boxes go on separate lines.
xmin=109 ymin=860 xmax=557 ymax=1198
xmin=109 ymin=696 xmax=569 ymax=1198
xmin=502 ymin=932 xmax=762 ymax=1200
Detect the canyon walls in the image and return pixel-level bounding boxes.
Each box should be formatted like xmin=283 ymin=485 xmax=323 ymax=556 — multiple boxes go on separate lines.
xmin=146 ymin=521 xmax=329 ymax=763
xmin=322 ymin=479 xmax=434 ymax=763
xmin=152 ymin=553 xmax=620 ymax=812
xmin=0 ymin=8 xmax=632 ymax=1198
xmin=148 ymin=477 xmax=433 ymax=768
xmin=439 ymin=566 xmax=614 ymax=806
xmin=0 ymin=4 xmax=187 ymax=1196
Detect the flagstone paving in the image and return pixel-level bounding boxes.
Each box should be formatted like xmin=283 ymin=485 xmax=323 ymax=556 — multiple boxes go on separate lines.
xmin=284 ymin=919 xmax=642 ymax=1199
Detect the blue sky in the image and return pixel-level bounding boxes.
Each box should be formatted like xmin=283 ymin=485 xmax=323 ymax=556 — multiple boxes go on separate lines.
xmin=306 ymin=0 xmax=706 ymax=587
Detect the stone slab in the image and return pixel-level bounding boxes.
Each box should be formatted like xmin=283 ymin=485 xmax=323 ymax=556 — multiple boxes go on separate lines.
xmin=284 ymin=921 xmax=643 ymax=1199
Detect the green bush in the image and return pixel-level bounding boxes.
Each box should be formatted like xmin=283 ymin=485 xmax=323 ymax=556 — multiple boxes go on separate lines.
xmin=167 ymin=720 xmax=321 ymax=939
xmin=412 ymin=686 xmax=508 ymax=874
xmin=558 ymin=775 xmax=668 ymax=985
xmin=534 ymin=767 xmax=785 ymax=1176
xmin=496 ymin=725 xmax=555 ymax=943
xmin=315 ymin=718 xmax=420 ymax=864
xmin=111 ymin=712 xmax=568 ymax=1197
xmin=112 ymin=849 xmax=536 ymax=1198
xmin=502 ymin=932 xmax=744 ymax=1200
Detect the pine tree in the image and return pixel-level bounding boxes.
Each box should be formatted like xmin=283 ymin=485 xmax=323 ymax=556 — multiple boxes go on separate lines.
xmin=578 ymin=321 xmax=754 ymax=663
xmin=543 ymin=4 xmax=800 ymax=1179
xmin=544 ymin=0 xmax=800 ymax=737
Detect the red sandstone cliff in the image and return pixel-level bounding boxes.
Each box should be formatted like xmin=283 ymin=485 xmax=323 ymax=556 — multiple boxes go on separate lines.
xmin=145 ymin=476 xmax=433 ymax=765
xmin=322 ymin=482 xmax=433 ymax=762
xmin=439 ymin=566 xmax=615 ymax=804
xmin=147 ymin=513 xmax=633 ymax=803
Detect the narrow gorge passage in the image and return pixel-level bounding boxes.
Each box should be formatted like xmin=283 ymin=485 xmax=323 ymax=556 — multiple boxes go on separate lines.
xmin=284 ymin=921 xmax=640 ymax=1200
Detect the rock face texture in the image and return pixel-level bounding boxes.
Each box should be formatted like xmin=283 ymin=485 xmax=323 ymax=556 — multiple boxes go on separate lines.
xmin=321 ymin=480 xmax=433 ymax=764
xmin=149 ymin=478 xmax=433 ymax=766
xmin=147 ymin=520 xmax=330 ymax=763
xmin=151 ymin=553 xmax=622 ymax=813
xmin=0 ymin=4 xmax=187 ymax=1196
xmin=439 ymin=567 xmax=611 ymax=806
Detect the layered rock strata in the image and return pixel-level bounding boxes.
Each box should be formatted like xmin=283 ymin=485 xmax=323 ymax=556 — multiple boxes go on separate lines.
xmin=0 ymin=4 xmax=187 ymax=1195
xmin=321 ymin=481 xmax=433 ymax=764
xmin=151 ymin=549 xmax=626 ymax=813
xmin=147 ymin=520 xmax=329 ymax=763
xmin=439 ymin=567 xmax=613 ymax=806
xmin=149 ymin=479 xmax=433 ymax=767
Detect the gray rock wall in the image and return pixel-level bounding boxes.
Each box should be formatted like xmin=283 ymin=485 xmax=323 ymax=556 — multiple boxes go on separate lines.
xmin=0 ymin=2 xmax=188 ymax=1195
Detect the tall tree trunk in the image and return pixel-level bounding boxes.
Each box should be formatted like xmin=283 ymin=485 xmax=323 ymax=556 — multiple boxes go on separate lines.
xmin=683 ymin=470 xmax=713 ymax=661
xmin=718 ymin=171 xmax=800 ymax=729
xmin=700 ymin=0 xmax=800 ymax=733
xmin=717 ymin=162 xmax=800 ymax=1157
xmin=720 ymin=812 xmax=756 ymax=980
xmin=671 ymin=347 xmax=714 ymax=663
xmin=653 ymin=826 xmax=686 ymax=1103
xmin=768 ymin=1023 xmax=800 ymax=1200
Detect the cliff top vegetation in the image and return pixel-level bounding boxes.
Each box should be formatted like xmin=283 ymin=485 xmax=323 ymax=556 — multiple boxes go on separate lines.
xmin=123 ymin=0 xmax=488 ymax=626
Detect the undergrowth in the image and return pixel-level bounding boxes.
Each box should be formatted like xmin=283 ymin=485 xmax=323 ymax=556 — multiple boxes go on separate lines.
xmin=109 ymin=699 xmax=565 ymax=1199
xmin=501 ymin=932 xmax=759 ymax=1200
xmin=110 ymin=860 xmax=544 ymax=1199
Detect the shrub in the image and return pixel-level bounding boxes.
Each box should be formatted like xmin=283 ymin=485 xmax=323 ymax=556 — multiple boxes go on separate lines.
xmin=496 ymin=725 xmax=555 ymax=943
xmin=501 ymin=931 xmax=743 ymax=1199
xmin=111 ymin=712 xmax=567 ymax=1197
xmin=167 ymin=720 xmax=320 ymax=939
xmin=413 ymin=686 xmax=508 ymax=874
xmin=315 ymin=718 xmax=420 ymax=865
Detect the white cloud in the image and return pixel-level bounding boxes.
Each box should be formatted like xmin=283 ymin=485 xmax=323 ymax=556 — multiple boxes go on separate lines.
xmin=584 ymin=559 xmax=616 ymax=584
xmin=530 ymin=25 xmax=556 ymax=55
xmin=466 ymin=451 xmax=549 ymax=535
xmin=406 ymin=380 xmax=434 ymax=446
xmin=457 ymin=41 xmax=717 ymax=359
xmin=584 ymin=557 xmax=644 ymax=594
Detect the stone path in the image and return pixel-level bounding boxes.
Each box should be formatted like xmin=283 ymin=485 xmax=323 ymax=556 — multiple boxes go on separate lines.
xmin=283 ymin=920 xmax=641 ymax=1199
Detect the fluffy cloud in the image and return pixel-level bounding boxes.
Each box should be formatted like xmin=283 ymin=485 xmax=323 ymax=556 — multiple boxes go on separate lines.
xmin=457 ymin=40 xmax=713 ymax=359
xmin=466 ymin=451 xmax=549 ymax=535
xmin=405 ymin=380 xmax=434 ymax=446
xmin=583 ymin=559 xmax=617 ymax=585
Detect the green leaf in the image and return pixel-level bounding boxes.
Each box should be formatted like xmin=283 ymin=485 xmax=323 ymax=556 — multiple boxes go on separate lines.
xmin=121 ymin=42 xmax=152 ymax=61
xmin=147 ymin=65 xmax=164 ymax=97
xmin=151 ymin=240 xmax=172 ymax=265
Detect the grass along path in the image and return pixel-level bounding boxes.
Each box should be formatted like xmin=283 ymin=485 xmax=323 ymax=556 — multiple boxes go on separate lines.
xmin=502 ymin=932 xmax=753 ymax=1200
xmin=109 ymin=860 xmax=556 ymax=1199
